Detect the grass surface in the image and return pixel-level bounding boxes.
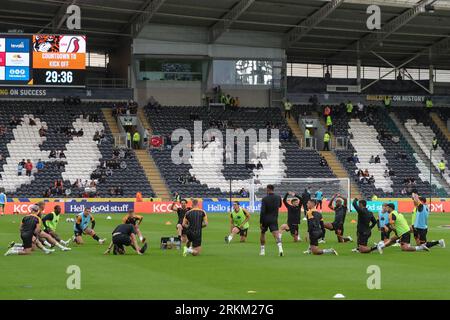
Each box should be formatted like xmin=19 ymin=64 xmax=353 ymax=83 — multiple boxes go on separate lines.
xmin=0 ymin=212 xmax=449 ymax=300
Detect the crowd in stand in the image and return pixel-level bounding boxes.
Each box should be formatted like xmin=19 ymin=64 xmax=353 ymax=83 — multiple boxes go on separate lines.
xmin=112 ymin=100 xmax=138 ymax=118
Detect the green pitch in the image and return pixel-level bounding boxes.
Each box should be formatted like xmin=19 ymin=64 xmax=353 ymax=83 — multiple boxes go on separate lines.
xmin=1 ymin=213 xmax=449 ymax=300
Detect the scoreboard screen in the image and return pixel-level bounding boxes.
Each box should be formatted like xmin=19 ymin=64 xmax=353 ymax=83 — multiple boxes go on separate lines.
xmin=0 ymin=34 xmax=86 ymax=87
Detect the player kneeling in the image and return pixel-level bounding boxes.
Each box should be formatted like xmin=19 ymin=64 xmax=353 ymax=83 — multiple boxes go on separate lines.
xmin=182 ymin=199 xmax=208 ymax=257
xmin=305 ymin=200 xmax=338 ymax=256
xmin=280 ymin=192 xmax=302 ymax=242
xmin=225 ymin=202 xmax=250 ymax=243
xmin=376 ymin=203 xmax=429 ymax=254
xmin=104 ymin=224 xmax=147 ymax=255
xmin=73 ymin=207 xmax=106 ymax=245
xmin=122 ymin=209 xmax=146 ymax=243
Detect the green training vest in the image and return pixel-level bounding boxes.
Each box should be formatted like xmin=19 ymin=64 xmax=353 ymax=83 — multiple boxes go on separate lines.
xmin=46 ymin=212 xmax=60 ymax=231
xmin=391 ymin=211 xmax=409 ymax=237
xmin=231 ymin=208 xmax=249 ymax=229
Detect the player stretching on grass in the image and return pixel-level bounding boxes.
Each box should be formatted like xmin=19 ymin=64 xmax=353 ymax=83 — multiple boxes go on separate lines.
xmin=9 ymin=205 xmax=70 ymax=252
xmin=280 ymin=192 xmax=302 ymax=242
xmin=170 ymin=199 xmax=191 ymax=242
xmin=411 ymin=193 xmax=445 ymax=249
xmin=225 ymin=201 xmax=250 ymax=243
xmin=104 ymin=224 xmax=148 ymax=255
xmin=305 ymin=200 xmax=338 ymax=256
xmin=122 ymin=209 xmax=145 ymax=243
xmin=378 ymin=203 xmax=391 ymax=243
xmin=321 ymin=193 xmax=352 ymax=243
xmin=351 ymin=198 xmax=378 ymax=253
xmin=182 ymin=199 xmax=208 ymax=257
xmin=259 ymin=184 xmax=284 ymax=257
xmin=376 ymin=203 xmax=429 ymax=254
xmin=73 ymin=207 xmax=106 ymax=245
xmin=41 ymin=205 xmax=70 ymax=246
xmin=5 ymin=209 xmax=55 ymax=255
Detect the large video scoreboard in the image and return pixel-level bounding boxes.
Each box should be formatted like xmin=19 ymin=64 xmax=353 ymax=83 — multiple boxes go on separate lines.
xmin=0 ymin=34 xmax=86 ymax=87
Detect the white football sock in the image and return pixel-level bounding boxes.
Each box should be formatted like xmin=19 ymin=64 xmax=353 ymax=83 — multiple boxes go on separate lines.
xmin=277 ymin=242 xmax=283 ymax=252
xmin=43 ymin=240 xmax=52 ymax=248
xmin=323 ymin=248 xmax=334 ymax=254
xmin=227 ymin=235 xmax=233 ymax=242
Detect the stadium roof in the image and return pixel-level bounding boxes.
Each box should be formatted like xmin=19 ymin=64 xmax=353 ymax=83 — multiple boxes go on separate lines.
xmin=2 ymin=0 xmax=450 ymax=68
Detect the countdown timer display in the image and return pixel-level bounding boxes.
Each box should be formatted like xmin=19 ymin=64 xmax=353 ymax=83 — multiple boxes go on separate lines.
xmin=0 ymin=34 xmax=86 ymax=87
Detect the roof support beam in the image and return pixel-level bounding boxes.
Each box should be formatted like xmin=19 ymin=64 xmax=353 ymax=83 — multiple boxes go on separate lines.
xmin=209 ymin=0 xmax=255 ymax=43
xmin=130 ymin=0 xmax=166 ymax=38
xmin=285 ymin=0 xmax=345 ymax=48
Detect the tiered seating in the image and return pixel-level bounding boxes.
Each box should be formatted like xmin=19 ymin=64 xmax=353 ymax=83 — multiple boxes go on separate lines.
xmin=0 ymin=101 xmax=154 ymax=198
xmin=145 ymin=106 xmax=337 ymax=198
xmin=347 ymin=119 xmax=393 ymax=192
xmin=318 ymin=104 xmax=438 ymax=198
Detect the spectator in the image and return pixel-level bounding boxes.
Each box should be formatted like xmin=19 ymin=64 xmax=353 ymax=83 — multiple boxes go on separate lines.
xmin=432 ymin=137 xmax=438 ymax=151
xmin=363 ymin=169 xmax=369 ymax=177
xmin=239 ymin=188 xmax=249 ymax=197
xmin=319 ymin=156 xmax=327 ymax=167
xmin=133 ymin=131 xmax=140 ymax=149
xmin=368 ymin=175 xmax=375 ymax=184
xmin=38 ymin=126 xmax=47 ymax=137
xmin=369 ymin=155 xmax=375 ymax=164
xmin=326 ymin=114 xmax=332 ymax=131
xmin=323 ymin=105 xmax=331 ymax=121
xmin=284 ymin=99 xmax=292 ymax=119
xmin=36 ymin=159 xmax=44 ymax=172
xmin=438 ymin=159 xmax=446 ymax=176
xmin=49 ymin=149 xmax=57 ymax=158
xmin=59 ymin=150 xmax=66 ymax=159
xmin=323 ymin=131 xmax=331 ymax=151
xmin=357 ymin=102 xmax=364 ymax=115
xmin=374 ymin=155 xmax=380 ymax=164
xmin=383 ymin=170 xmax=389 ymax=178
xmin=29 ymin=118 xmax=36 ymax=126
xmin=17 ymin=161 xmax=24 ymax=176
xmin=346 ymin=100 xmax=353 ymax=116
xmin=256 ymin=161 xmax=263 ymax=170
xmin=389 ymin=169 xmax=396 ymax=177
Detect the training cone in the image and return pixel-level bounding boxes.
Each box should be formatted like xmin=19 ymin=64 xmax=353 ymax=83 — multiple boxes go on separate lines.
xmin=247 ymin=290 xmax=257 ymax=294
xmin=351 ymin=219 xmax=356 ymax=224
xmin=165 ymin=221 xmax=172 ymax=225
xmin=106 ymin=216 xmax=112 ymax=220
xmin=333 ymin=293 xmax=345 ymax=299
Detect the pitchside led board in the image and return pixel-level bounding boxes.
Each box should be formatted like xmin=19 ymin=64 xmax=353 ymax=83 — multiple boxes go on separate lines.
xmin=0 ymin=34 xmax=86 ymax=87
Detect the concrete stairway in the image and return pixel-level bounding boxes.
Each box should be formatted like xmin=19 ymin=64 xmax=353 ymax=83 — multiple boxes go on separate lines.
xmin=389 ymin=112 xmax=450 ymax=194
xmin=286 ymin=116 xmax=304 ymax=147
xmin=101 ymin=108 xmax=120 ymax=136
xmin=430 ymin=112 xmax=450 ymax=141
xmin=320 ymin=151 xmax=362 ymax=199
xmin=136 ymin=108 xmax=171 ymax=200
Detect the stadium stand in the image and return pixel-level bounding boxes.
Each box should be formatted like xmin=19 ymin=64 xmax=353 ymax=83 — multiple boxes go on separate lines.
xmin=293 ymin=103 xmax=446 ymax=199
xmin=0 ymin=101 xmax=154 ymax=198
xmin=145 ymin=105 xmax=339 ymax=198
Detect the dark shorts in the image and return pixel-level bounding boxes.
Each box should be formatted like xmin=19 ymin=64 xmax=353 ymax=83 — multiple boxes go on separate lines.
xmin=235 ymin=227 xmax=248 ymax=237
xmin=20 ymin=232 xmax=33 ymax=249
xmin=399 ymin=232 xmax=411 ymax=244
xmin=332 ymin=221 xmax=344 ymax=234
xmin=357 ymin=231 xmax=371 ymax=246
xmin=309 ymin=231 xmax=322 ymax=246
xmin=74 ymin=230 xmax=83 ymax=237
xmin=415 ymin=228 xmax=427 ymax=243
xmin=260 ymin=221 xmax=278 ymax=233
xmin=113 ymin=234 xmax=132 ymax=247
xmin=186 ymin=231 xmax=202 ymax=248
xmin=0 ymin=203 xmax=4 ymax=209
xmin=315 ymin=200 xmax=323 ymax=208
xmin=286 ymin=223 xmax=299 ymax=236
xmin=381 ymin=228 xmax=391 ymax=240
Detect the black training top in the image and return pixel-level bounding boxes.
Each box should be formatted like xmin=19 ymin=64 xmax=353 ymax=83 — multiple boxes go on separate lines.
xmin=177 ymin=207 xmax=191 ymax=224
xmin=352 ymin=199 xmax=377 ymax=234
xmin=283 ymin=193 xmax=301 ymax=225
xmin=112 ymin=224 xmax=136 ymax=236
xmin=334 ymin=205 xmax=347 ymax=224
xmin=185 ymin=209 xmax=206 ymax=234
xmin=21 ymin=215 xmax=39 ymax=234
xmin=260 ymin=193 xmax=282 ymax=224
